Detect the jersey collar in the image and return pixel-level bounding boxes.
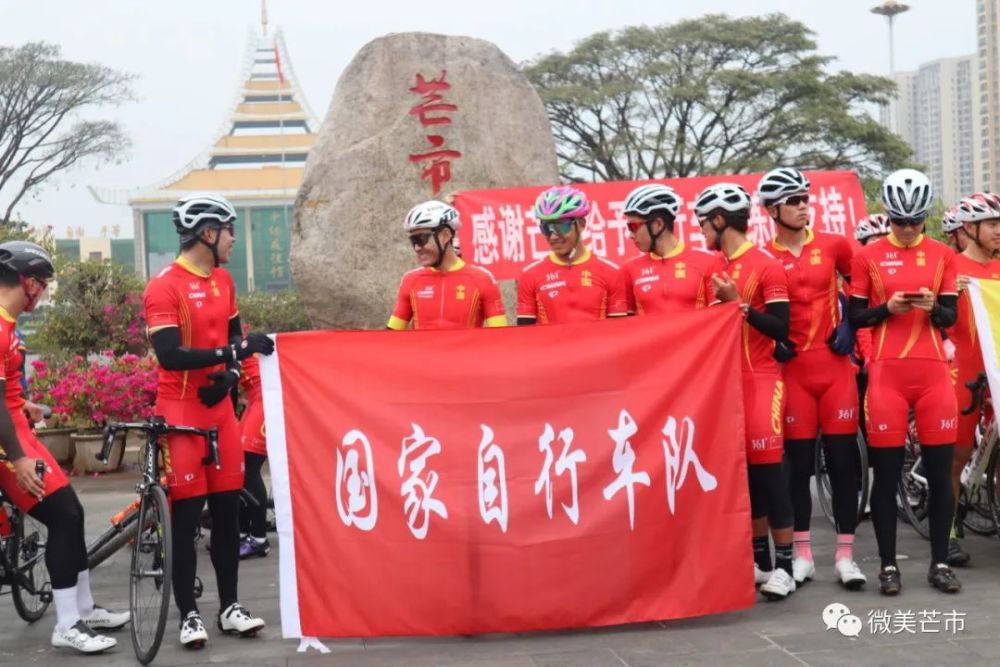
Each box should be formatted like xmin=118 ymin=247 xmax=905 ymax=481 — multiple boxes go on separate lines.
xmin=176 ymin=255 xmax=212 ymax=279
xmin=771 ymin=227 xmax=814 ymax=252
xmin=727 ymin=240 xmax=755 ymax=261
xmin=430 ymin=258 xmax=466 ymax=273
xmin=0 ymin=306 xmax=14 ymax=324
xmin=886 ymin=232 xmax=925 ymax=249
xmin=651 ymin=243 xmax=685 ymax=260
xmin=548 ymin=247 xmax=592 ymax=266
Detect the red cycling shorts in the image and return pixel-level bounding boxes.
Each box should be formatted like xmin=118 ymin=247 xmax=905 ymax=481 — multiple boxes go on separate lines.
xmin=0 ymin=415 xmax=70 ymax=512
xmin=240 ymin=397 xmax=267 ymax=457
xmin=782 ymin=347 xmax=859 ymax=439
xmin=744 ymin=372 xmax=786 ymax=465
xmin=865 ymin=359 xmax=957 ymax=448
xmin=156 ymin=397 xmax=244 ymax=501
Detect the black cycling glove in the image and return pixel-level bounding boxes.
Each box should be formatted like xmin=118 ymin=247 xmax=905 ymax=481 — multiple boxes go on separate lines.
xmin=232 ymin=333 xmax=274 ymax=361
xmin=198 ymin=369 xmax=240 ymax=408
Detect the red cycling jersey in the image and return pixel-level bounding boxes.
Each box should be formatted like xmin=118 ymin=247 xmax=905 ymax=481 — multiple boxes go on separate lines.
xmin=620 ymin=244 xmax=721 ymax=315
xmin=850 ymin=233 xmax=958 ymax=362
xmin=240 ymin=353 xmax=262 ymax=404
xmin=718 ymin=242 xmax=790 ymax=373
xmin=144 ymin=256 xmax=239 ymax=401
xmin=517 ymin=248 xmax=627 ymax=324
xmin=950 ymin=253 xmax=1000 ymax=368
xmin=388 ymin=259 xmax=506 ymax=331
xmin=769 ymin=229 xmax=853 ymax=352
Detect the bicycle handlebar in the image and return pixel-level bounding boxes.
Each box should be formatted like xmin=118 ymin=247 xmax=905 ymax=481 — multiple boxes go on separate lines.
xmin=961 ymin=372 xmax=989 ymax=416
xmin=100 ymin=418 xmax=220 ymax=470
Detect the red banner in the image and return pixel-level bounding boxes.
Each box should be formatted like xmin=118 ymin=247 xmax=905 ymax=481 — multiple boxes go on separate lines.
xmin=453 ymin=171 xmax=866 ymax=280
xmin=262 ymin=306 xmax=754 ymax=638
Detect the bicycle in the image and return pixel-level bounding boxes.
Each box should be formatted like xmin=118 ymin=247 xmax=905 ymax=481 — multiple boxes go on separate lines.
xmin=0 ymin=458 xmax=51 ymax=623
xmin=100 ymin=417 xmax=219 ymax=666
xmin=815 ymin=431 xmax=870 ymax=529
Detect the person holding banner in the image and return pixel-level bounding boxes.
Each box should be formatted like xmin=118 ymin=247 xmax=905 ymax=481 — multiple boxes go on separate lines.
xmin=388 ymin=200 xmax=507 ymax=330
xmin=238 ymin=350 xmax=270 ymax=560
xmin=517 ymin=186 xmax=628 ymax=325
xmin=144 ymin=194 xmax=272 ymax=647
xmin=757 ymin=168 xmax=865 ymax=590
xmin=619 ymin=184 xmax=720 ymax=314
xmin=849 ymin=169 xmax=961 ymax=596
xmin=694 ymin=183 xmax=796 ymax=601
xmin=945 ymin=193 xmax=1000 ymax=566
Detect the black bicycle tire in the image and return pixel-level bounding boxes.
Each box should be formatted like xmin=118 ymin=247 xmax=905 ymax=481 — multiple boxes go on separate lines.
xmin=10 ymin=510 xmax=51 ymax=623
xmin=898 ymin=435 xmax=931 ymax=540
xmin=87 ymin=510 xmax=140 ymax=569
xmin=985 ymin=445 xmax=1000 ymax=539
xmin=130 ymin=485 xmax=172 ymax=665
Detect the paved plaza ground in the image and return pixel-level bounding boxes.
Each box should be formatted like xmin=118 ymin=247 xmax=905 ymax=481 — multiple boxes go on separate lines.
xmin=2 ymin=471 xmax=1000 ymax=666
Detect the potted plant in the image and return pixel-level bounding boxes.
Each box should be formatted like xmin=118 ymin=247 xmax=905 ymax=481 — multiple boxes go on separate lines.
xmin=27 ymin=359 xmax=76 ymax=465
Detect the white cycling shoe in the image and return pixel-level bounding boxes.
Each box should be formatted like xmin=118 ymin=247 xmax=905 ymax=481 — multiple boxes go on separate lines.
xmin=753 ymin=563 xmax=771 ymax=586
xmin=52 ymin=620 xmax=117 ymax=653
xmin=218 ymin=602 xmax=265 ymax=636
xmin=835 ymin=558 xmax=868 ymax=590
xmin=792 ymin=557 xmax=815 ymax=584
xmin=180 ymin=611 xmax=208 ymax=649
xmin=760 ymin=568 xmax=796 ymax=600
xmin=83 ymin=605 xmax=130 ymax=630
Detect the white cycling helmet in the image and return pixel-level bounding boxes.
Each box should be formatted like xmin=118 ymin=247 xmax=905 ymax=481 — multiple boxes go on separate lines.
xmin=954 ymin=193 xmax=1000 ymax=225
xmin=855 ymin=214 xmax=891 ymax=243
xmin=694 ymin=183 xmax=753 ymax=217
xmin=173 ymin=194 xmax=236 ymax=240
xmin=622 ymin=184 xmax=682 ymax=219
xmin=403 ymin=200 xmax=461 ymax=233
xmin=881 ymin=169 xmax=933 ymax=220
xmin=941 ymin=207 xmax=963 ymax=233
xmin=757 ymin=168 xmax=811 ymax=207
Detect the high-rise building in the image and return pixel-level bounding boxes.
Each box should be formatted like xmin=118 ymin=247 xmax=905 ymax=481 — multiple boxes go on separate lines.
xmin=90 ymin=12 xmax=317 ymax=293
xmin=885 ymin=55 xmax=981 ymax=205
xmin=977 ymin=0 xmax=1000 ymax=192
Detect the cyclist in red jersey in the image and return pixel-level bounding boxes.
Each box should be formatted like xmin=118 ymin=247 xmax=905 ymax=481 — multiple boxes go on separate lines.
xmin=619 ymin=184 xmax=720 ymax=315
xmin=757 ymin=168 xmax=865 ymax=590
xmin=517 ymin=186 xmax=627 ymax=325
xmin=944 ymin=194 xmax=1000 ymax=566
xmin=0 ymin=242 xmax=127 ymax=653
xmin=941 ymin=206 xmax=971 ymax=253
xmin=238 ymin=351 xmax=269 ymax=559
xmin=144 ymin=194 xmax=273 ymax=647
xmin=695 ymin=183 xmax=795 ymax=601
xmin=388 ymin=201 xmax=507 ymax=331
xmin=849 ymin=169 xmax=961 ymax=595
xmin=853 ymin=215 xmax=891 ymax=370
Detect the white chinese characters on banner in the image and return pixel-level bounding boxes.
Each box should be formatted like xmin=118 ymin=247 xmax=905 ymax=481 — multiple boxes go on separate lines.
xmin=335 ymin=429 xmax=379 ymax=531
xmin=472 ymin=208 xmax=500 ymax=265
xmin=815 ymin=186 xmax=848 ymax=236
xmin=660 ymin=416 xmax=718 ymax=514
xmin=398 ymin=423 xmax=449 ymax=539
xmin=534 ymin=424 xmax=587 ymax=525
xmin=498 ymin=205 xmax=527 ymax=263
xmin=477 ymin=425 xmax=509 ymax=532
xmin=602 ymin=410 xmax=651 ymax=530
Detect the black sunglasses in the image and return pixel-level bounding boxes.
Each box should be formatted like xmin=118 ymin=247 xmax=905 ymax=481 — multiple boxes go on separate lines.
xmin=889 ymin=217 xmax=925 ymax=227
xmin=409 ymin=232 xmax=435 ymax=248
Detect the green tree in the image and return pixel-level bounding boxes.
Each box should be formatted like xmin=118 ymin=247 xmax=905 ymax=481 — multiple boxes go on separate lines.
xmin=237 ymin=290 xmax=312 ymax=333
xmin=0 ymin=42 xmax=134 ymax=223
xmin=523 ymin=14 xmax=911 ymax=182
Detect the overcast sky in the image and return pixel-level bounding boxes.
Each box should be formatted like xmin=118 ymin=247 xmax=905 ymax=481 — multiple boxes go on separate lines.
xmin=0 ymin=0 xmax=977 ymax=238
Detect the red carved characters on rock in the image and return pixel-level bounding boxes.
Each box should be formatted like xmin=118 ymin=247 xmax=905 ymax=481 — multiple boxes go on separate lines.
xmin=408 ymin=70 xmax=463 ymax=195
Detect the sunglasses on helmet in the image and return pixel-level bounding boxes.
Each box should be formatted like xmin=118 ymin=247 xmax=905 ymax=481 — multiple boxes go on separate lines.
xmin=539 ymin=220 xmax=577 ymax=237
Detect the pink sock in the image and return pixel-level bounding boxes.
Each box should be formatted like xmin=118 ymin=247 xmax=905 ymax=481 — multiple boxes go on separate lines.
xmin=793 ymin=531 xmax=812 ymax=561
xmin=835 ymin=534 xmax=855 ymax=562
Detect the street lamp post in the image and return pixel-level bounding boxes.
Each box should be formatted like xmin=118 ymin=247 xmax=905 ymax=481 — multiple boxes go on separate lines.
xmin=871 ymin=1 xmax=911 ymax=130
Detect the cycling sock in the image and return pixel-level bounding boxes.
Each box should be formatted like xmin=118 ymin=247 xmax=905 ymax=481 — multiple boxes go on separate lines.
xmin=950 ymin=523 xmax=958 ymax=540
xmin=835 ymin=534 xmax=855 ymax=562
xmin=171 ymin=495 xmax=207 ymax=617
xmin=250 ymin=535 xmax=267 ymax=544
xmin=922 ymin=444 xmax=955 ymax=564
xmin=774 ymin=542 xmax=793 ymax=577
xmin=823 ymin=433 xmax=860 ymax=534
xmin=785 ymin=439 xmax=815 ymax=532
xmin=869 ymin=446 xmax=904 ymax=568
xmin=753 ymin=535 xmax=772 ymax=571
xmin=793 ymin=531 xmax=812 ymax=561
xmin=208 ymin=491 xmax=241 ymax=609
xmin=76 ymin=569 xmax=95 ymax=615
xmin=53 ymin=586 xmax=80 ymax=632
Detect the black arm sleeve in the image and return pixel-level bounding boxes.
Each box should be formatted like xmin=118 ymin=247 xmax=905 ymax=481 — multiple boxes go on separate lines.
xmin=745 ymin=301 xmax=789 ymax=341
xmin=150 ymin=327 xmax=233 ymax=371
xmin=930 ymin=294 xmax=958 ymax=329
xmin=849 ymin=296 xmax=891 ymax=329
xmin=228 ymin=315 xmax=242 ymax=346
xmin=0 ymin=386 xmax=25 ymax=461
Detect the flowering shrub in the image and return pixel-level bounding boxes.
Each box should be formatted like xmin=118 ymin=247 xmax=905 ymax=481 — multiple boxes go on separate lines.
xmin=30 ymin=352 xmax=158 ymax=430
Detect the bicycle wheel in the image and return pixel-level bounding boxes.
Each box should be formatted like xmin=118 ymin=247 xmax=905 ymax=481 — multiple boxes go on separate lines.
xmin=130 ymin=485 xmax=172 ymax=665
xmin=856 ymin=431 xmax=870 ymax=523
xmin=87 ymin=509 xmax=140 ymax=569
xmin=984 ymin=435 xmax=1000 ymax=538
xmin=10 ymin=509 xmax=52 ymax=623
xmin=897 ymin=431 xmax=931 ymax=540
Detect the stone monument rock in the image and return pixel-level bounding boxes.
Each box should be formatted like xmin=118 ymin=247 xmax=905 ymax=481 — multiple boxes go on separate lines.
xmin=293 ymin=32 xmax=558 ymax=329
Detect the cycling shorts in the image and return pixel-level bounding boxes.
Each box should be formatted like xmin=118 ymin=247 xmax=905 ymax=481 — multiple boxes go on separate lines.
xmin=156 ymin=397 xmax=244 ymax=501
xmin=744 ymin=372 xmax=786 ymax=465
xmin=782 ymin=347 xmax=859 ymax=439
xmin=865 ymin=359 xmax=957 ymax=448
xmin=0 ymin=415 xmax=70 ymax=512
xmin=240 ymin=398 xmax=267 ymax=457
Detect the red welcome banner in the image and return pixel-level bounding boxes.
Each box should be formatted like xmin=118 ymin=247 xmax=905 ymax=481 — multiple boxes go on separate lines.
xmin=262 ymin=306 xmax=755 ymax=638
xmin=454 ymin=171 xmax=866 ymax=280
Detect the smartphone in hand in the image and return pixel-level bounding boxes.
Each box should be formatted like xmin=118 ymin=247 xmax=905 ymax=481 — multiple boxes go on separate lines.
xmin=900 ymin=291 xmax=925 ymax=300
